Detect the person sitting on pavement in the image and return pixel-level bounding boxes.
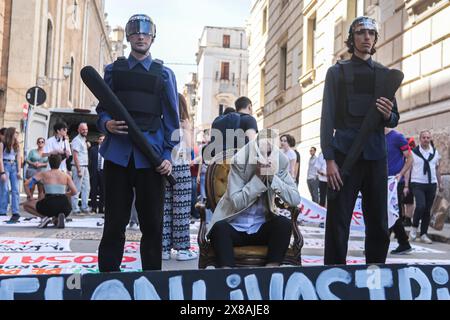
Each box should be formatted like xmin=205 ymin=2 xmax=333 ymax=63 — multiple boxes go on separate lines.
xmin=207 ymin=129 xmax=302 ymax=268
xmin=22 ymin=154 xmax=77 ymax=229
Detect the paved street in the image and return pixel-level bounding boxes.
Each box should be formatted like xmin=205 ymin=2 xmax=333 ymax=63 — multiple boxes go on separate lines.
xmin=1 ymin=197 xmax=449 ymax=275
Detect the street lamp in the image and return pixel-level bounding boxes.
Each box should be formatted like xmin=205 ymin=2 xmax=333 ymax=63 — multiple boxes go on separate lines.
xmin=62 ymin=62 xmax=73 ymax=79
xmin=37 ymin=62 xmax=73 ymax=86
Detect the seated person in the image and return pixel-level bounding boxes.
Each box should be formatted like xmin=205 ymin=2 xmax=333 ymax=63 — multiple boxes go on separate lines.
xmin=23 ymin=154 xmax=77 ymax=229
xmin=207 ymin=129 xmax=302 ymax=268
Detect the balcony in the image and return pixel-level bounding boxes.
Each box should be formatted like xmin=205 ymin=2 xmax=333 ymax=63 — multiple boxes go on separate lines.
xmin=218 ymin=79 xmax=238 ymax=96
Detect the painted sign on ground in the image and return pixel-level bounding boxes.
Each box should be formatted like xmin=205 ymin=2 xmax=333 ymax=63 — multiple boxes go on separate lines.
xmin=0 ymin=237 xmax=71 ymax=253
xmin=0 ymin=216 xmax=104 ymax=229
xmin=0 ymin=253 xmax=141 ymax=276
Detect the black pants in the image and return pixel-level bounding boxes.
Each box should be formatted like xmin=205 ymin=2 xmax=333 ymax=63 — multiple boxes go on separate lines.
xmin=391 ymin=181 xmax=409 ymax=246
xmin=325 ymin=152 xmax=390 ymax=265
xmin=209 ymin=215 xmax=292 ymax=267
xmin=319 ymin=181 xmax=327 ymax=207
xmin=411 ymin=182 xmax=437 ymax=236
xmin=98 ymin=159 xmax=165 ymax=272
xmin=90 ymin=170 xmax=105 ymax=213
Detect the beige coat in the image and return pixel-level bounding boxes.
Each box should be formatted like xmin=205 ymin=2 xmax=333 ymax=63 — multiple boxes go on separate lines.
xmin=207 ymin=140 xmax=302 ymax=235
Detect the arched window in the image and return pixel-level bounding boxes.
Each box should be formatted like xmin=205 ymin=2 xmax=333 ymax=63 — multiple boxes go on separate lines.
xmin=45 ymin=20 xmax=53 ymax=76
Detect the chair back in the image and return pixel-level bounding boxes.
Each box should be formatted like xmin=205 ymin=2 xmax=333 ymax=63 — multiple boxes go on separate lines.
xmin=205 ymin=149 xmax=238 ymax=211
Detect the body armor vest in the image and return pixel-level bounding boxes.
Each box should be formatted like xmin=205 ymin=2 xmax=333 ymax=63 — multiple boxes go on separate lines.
xmin=335 ymin=59 xmax=388 ymax=130
xmin=112 ymin=57 xmax=164 ymax=132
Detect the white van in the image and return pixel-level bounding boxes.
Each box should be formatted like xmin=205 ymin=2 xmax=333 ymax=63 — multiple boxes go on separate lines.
xmin=24 ymin=107 xmax=101 ymax=157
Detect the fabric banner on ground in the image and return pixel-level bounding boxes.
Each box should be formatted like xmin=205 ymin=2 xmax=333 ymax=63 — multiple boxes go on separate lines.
xmin=0 ymin=253 xmax=142 ymax=276
xmin=302 ymin=238 xmax=444 ymax=254
xmin=302 ymin=255 xmax=450 ymax=266
xmin=0 ymin=217 xmax=104 ymax=229
xmin=124 ymin=236 xmax=199 ymax=254
xmin=0 ymin=237 xmax=71 ymax=253
xmin=299 ymin=196 xmax=365 ymax=230
xmin=299 ymin=176 xmax=400 ymax=231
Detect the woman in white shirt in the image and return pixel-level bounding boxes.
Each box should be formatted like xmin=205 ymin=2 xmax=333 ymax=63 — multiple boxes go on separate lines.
xmin=408 ymin=130 xmax=443 ymax=244
xmin=280 ymin=134 xmax=297 ymax=179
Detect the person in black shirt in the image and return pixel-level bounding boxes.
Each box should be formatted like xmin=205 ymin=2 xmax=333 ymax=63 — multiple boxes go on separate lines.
xmin=235 ymin=96 xmax=258 ymax=143
xmin=320 ymin=16 xmax=399 ymax=265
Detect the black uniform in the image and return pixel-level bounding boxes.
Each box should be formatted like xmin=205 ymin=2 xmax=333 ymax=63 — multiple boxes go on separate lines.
xmin=320 ymin=55 xmax=400 ymax=265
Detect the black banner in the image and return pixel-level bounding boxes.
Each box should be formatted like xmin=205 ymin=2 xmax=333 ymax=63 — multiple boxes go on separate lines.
xmin=1 ymin=264 xmax=449 ymax=300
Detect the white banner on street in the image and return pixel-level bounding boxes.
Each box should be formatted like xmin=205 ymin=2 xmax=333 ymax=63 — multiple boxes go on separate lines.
xmin=124 ymin=236 xmax=199 ymax=254
xmin=302 ymin=255 xmax=450 ymax=266
xmin=298 ymin=176 xmax=401 ymax=231
xmin=0 ymin=253 xmax=141 ymax=276
xmin=302 ymin=237 xmax=444 ymax=254
xmin=0 ymin=216 xmax=104 ymax=229
xmin=0 ymin=237 xmax=71 ymax=253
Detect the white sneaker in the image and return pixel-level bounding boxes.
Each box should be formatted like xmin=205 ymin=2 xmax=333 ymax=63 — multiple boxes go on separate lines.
xmin=420 ymin=234 xmax=433 ymax=244
xmin=409 ymin=227 xmax=418 ymax=242
xmin=162 ymin=251 xmax=171 ymax=260
xmin=176 ymin=250 xmax=198 ymax=261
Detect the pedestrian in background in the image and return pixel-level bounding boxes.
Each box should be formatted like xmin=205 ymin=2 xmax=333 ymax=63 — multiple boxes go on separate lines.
xmin=280 ymin=134 xmax=297 ymax=179
xmin=385 ymin=128 xmax=413 ymax=254
xmin=88 ymin=134 xmax=105 ymax=214
xmin=306 ymin=146 xmax=319 ymax=203
xmin=162 ymin=94 xmax=196 ymax=261
xmin=0 ymin=127 xmax=23 ymax=223
xmin=409 ymin=130 xmax=443 ymax=244
xmin=23 ymin=154 xmax=77 ymax=229
xmin=71 ymin=123 xmax=91 ymax=214
xmin=315 ymin=152 xmax=328 ymax=207
xmin=287 ymin=136 xmax=300 ymax=186
xmin=25 ymin=137 xmax=48 ymax=200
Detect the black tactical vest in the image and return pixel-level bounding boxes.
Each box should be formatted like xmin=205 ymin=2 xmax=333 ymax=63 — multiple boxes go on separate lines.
xmin=335 ymin=59 xmax=389 ymax=129
xmin=112 ymin=57 xmax=164 ymax=132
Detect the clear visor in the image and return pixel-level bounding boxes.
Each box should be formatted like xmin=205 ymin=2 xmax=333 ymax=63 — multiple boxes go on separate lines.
xmin=353 ymin=19 xmax=378 ymax=33
xmin=126 ymin=20 xmax=155 ymax=37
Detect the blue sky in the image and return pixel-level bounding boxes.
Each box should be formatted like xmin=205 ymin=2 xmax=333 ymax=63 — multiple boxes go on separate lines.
xmin=105 ymin=0 xmax=252 ymax=91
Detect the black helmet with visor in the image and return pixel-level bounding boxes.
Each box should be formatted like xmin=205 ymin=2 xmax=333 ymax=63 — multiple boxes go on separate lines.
xmin=125 ymin=14 xmax=156 ymax=40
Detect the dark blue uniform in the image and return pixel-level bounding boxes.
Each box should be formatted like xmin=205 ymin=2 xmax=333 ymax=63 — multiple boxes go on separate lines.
xmin=320 ymin=55 xmax=399 ymax=265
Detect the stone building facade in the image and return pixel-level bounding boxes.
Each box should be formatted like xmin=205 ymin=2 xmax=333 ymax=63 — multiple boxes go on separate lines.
xmin=248 ymin=0 xmax=450 ymax=202
xmin=0 ymin=0 xmax=122 ymax=129
xmin=195 ymin=26 xmax=249 ymax=131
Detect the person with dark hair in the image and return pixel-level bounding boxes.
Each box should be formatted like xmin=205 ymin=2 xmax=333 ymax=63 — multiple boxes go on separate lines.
xmin=223 ymin=107 xmax=236 ymax=115
xmin=162 ymin=93 xmax=196 ymax=261
xmin=320 ymin=16 xmax=400 ymax=265
xmin=409 ymin=130 xmax=443 ymax=244
xmin=0 ymin=128 xmax=22 ymax=223
xmin=96 ymin=14 xmax=179 ymax=272
xmin=234 ymin=96 xmax=258 ymax=142
xmin=402 ymin=137 xmax=417 ymax=225
xmin=287 ymin=136 xmax=301 ymax=186
xmin=25 ymin=137 xmax=48 ymax=200
xmin=43 ymin=122 xmax=72 ymax=172
xmin=22 ymin=154 xmax=77 ymax=229
xmin=88 ymin=135 xmax=106 ymax=214
xmin=306 ymin=146 xmax=319 ymax=204
xmin=385 ymin=128 xmax=413 ymax=254
xmin=0 ymin=128 xmax=10 ymax=212
xmin=315 ymin=151 xmax=328 ymax=207
xmin=0 ymin=128 xmax=7 ymax=142
xmin=280 ymin=134 xmax=297 ymax=179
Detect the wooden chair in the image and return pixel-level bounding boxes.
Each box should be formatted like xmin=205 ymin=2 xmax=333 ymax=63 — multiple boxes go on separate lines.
xmin=196 ymin=149 xmax=304 ymax=269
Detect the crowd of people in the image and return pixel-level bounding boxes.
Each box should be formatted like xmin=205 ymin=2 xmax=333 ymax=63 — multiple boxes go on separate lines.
xmin=1 ymin=14 xmax=445 ymax=274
